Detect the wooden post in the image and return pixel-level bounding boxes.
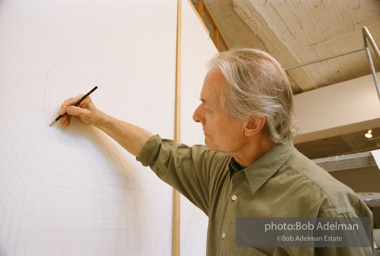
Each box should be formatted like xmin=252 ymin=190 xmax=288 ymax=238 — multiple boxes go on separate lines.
xmin=213 ymin=27 xmax=219 ymax=51
xmin=192 ymin=0 xmax=230 ymax=51
xmin=173 ymin=0 xmax=182 ymax=256
xmin=197 ymin=0 xmax=204 ymax=19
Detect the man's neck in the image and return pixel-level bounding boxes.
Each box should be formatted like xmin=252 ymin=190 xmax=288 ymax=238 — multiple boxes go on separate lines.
xmin=232 ymin=136 xmax=276 ymax=167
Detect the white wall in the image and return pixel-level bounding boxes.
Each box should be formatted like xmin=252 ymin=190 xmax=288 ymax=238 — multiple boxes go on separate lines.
xmin=294 ymin=72 xmax=380 ymax=143
xmin=0 ymin=1 xmax=177 ymax=255
xmin=180 ymin=1 xmax=218 ymax=256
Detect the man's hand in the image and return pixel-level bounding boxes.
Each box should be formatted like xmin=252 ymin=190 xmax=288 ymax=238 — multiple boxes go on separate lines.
xmin=57 ymin=95 xmax=153 ymax=157
xmin=59 ymin=95 xmax=103 ymax=127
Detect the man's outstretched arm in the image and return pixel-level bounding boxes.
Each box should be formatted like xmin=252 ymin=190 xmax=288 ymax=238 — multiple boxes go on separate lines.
xmin=59 ymin=95 xmax=153 ymax=157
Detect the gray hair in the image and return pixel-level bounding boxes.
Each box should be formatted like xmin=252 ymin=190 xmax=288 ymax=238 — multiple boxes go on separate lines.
xmin=208 ymin=48 xmax=296 ymax=144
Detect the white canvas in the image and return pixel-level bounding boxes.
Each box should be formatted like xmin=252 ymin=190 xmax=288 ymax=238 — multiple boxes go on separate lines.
xmin=0 ymin=1 xmax=177 ymax=255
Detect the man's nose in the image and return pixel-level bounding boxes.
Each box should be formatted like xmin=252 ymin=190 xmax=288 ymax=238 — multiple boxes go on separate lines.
xmin=193 ymin=105 xmax=203 ymax=123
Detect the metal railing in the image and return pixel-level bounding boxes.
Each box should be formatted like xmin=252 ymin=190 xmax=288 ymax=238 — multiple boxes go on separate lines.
xmin=285 ymin=26 xmax=380 ymax=100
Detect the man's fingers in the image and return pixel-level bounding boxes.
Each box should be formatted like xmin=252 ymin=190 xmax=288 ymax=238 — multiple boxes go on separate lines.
xmin=59 ymin=95 xmax=84 ymax=115
xmin=67 ymin=106 xmax=84 ymax=116
xmin=60 ymin=115 xmax=71 ymax=127
xmin=58 ymin=95 xmax=95 ymax=127
xmin=67 ymin=106 xmax=93 ymax=119
xmin=59 ymin=103 xmax=67 ymax=115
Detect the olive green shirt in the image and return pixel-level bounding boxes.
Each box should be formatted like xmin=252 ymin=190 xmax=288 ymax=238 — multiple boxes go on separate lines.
xmin=137 ymin=135 xmax=373 ymax=256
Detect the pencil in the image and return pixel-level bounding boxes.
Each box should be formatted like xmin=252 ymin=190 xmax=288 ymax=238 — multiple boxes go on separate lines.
xmin=49 ymin=86 xmax=98 ymax=126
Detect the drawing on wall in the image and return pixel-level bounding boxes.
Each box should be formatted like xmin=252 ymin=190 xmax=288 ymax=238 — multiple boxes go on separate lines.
xmin=0 ymin=1 xmax=177 ymax=255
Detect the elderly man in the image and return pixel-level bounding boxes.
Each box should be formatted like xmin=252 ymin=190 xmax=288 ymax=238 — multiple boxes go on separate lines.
xmin=59 ymin=49 xmax=372 ymax=255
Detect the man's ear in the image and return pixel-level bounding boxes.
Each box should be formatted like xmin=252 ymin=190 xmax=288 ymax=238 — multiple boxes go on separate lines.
xmin=244 ymin=115 xmax=266 ymax=137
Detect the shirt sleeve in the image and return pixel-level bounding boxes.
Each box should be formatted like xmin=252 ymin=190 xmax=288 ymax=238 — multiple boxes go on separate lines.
xmin=137 ymin=134 xmax=229 ymax=216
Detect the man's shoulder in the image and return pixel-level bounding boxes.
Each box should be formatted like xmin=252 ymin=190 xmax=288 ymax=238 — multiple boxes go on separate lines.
xmin=279 ymin=149 xmax=370 ymax=217
xmin=285 ymin=148 xmax=347 ymax=190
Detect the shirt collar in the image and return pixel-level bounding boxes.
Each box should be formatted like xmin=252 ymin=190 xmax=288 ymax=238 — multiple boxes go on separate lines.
xmin=230 ymin=138 xmax=294 ymax=195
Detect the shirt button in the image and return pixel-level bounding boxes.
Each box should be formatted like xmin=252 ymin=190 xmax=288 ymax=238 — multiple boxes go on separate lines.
xmin=232 ymin=195 xmax=237 ymax=201
xmin=222 ymin=233 xmax=226 ymax=238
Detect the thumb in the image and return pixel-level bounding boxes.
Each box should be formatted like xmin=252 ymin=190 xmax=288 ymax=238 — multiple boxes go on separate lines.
xmin=67 ymin=106 xmax=90 ymax=116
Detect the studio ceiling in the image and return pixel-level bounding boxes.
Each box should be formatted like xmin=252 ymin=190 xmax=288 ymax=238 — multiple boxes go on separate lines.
xmin=197 ymin=0 xmax=380 ymax=94
xmin=191 ymin=0 xmax=380 ymax=160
